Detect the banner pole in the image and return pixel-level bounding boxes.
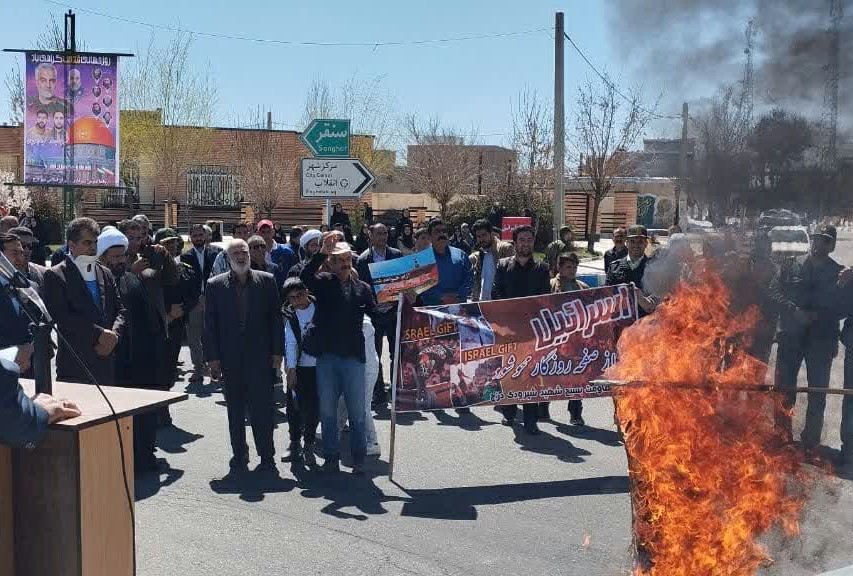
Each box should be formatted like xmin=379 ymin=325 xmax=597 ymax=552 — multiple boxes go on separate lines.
xmin=388 ymin=294 xmax=405 ymax=481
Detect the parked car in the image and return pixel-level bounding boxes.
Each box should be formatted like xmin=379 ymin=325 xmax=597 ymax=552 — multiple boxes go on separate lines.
xmin=768 ymin=226 xmax=810 ymax=262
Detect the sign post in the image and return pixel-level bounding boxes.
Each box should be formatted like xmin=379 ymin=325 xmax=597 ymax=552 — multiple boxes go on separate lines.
xmin=300 ymin=119 xmax=351 ymax=157
xmin=300 ymin=157 xmax=375 ymax=200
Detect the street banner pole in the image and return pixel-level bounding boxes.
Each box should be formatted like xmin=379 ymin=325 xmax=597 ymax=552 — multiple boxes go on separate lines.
xmin=388 ymin=294 xmax=405 ymax=481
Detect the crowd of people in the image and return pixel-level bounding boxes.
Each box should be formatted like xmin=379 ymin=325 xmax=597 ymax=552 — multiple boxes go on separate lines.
xmin=3 ymin=206 xmax=853 ymax=477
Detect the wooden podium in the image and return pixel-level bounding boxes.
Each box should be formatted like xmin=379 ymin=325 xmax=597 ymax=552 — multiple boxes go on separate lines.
xmin=0 ymin=380 xmax=186 ymax=576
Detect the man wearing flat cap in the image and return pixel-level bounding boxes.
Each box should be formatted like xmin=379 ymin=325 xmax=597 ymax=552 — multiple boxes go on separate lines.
xmin=770 ymin=223 xmax=843 ymax=449
xmin=605 ymin=224 xmax=657 ymax=317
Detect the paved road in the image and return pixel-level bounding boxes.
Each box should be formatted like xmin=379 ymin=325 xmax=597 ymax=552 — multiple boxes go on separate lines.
xmin=135 ymin=232 xmax=853 ymax=576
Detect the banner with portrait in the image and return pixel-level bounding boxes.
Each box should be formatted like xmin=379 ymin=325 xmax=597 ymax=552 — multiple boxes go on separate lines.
xmin=393 ymin=284 xmax=637 ymax=412
xmin=23 ymin=51 xmax=119 ymax=186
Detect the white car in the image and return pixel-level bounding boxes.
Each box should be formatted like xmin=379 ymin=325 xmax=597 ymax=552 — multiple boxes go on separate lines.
xmin=769 ymin=226 xmax=810 ymax=261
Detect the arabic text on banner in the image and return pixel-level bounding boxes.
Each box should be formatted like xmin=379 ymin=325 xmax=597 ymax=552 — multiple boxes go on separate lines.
xmin=368 ymin=247 xmax=439 ymax=305
xmin=394 ymin=284 xmax=637 ymax=412
xmin=24 ymin=52 xmax=119 ymax=186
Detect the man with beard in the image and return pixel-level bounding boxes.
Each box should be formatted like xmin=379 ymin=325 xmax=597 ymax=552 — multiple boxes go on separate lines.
xmin=51 ymin=110 xmax=66 ymax=144
xmin=26 ymin=63 xmax=72 ymax=117
xmin=604 ymin=227 xmax=629 ymax=272
xmin=205 ymin=239 xmax=283 ymax=476
xmin=181 ymin=223 xmax=220 ymax=385
xmin=287 ymin=229 xmax=323 ymax=279
xmin=419 ymin=218 xmax=473 ymax=307
xmin=469 ymin=219 xmax=515 ymax=302
xmin=43 ymin=218 xmax=125 ymax=386
xmin=545 ymin=225 xmax=574 ymax=277
xmin=66 ymin=68 xmax=83 ymax=102
xmin=157 ymin=228 xmax=200 ymax=422
xmin=212 ymin=222 xmax=250 ymax=276
xmin=248 ymin=234 xmax=285 ymax=287
xmin=355 ymin=223 xmax=402 ymax=407
xmin=606 ymin=225 xmax=657 ymax=318
xmin=98 ymin=227 xmax=171 ymax=473
xmin=492 ymin=225 xmax=551 ymax=434
xmin=27 ymin=110 xmax=50 ymax=143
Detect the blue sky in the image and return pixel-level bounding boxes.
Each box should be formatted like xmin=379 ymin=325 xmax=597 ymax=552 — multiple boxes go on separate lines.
xmin=0 ymin=0 xmax=682 ymax=147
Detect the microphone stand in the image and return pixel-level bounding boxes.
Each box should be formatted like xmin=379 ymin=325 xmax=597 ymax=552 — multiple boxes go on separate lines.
xmin=2 ymin=280 xmax=54 ymax=395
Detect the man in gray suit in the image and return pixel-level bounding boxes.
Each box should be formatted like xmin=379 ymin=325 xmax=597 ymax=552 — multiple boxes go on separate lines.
xmin=204 ymin=239 xmax=283 ymax=476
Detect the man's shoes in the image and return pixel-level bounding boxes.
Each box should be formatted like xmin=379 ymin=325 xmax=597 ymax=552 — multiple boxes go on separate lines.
xmin=456 ymin=407 xmax=471 ymax=415
xmin=352 ymin=460 xmax=366 ymax=476
xmin=256 ymin=459 xmax=278 ymax=476
xmin=281 ymin=442 xmax=302 ymax=463
xmin=229 ymin=455 xmax=249 ymax=473
xmin=523 ymin=421 xmax=541 ymax=435
xmin=303 ymin=449 xmax=318 ymax=469
xmin=366 ymin=442 xmax=381 ymax=457
xmin=570 ymin=416 xmax=586 ymax=427
xmin=320 ymin=459 xmax=340 ymax=474
xmin=501 ymin=417 xmax=514 ymax=427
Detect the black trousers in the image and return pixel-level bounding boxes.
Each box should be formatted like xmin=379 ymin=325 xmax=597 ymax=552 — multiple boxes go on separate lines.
xmin=285 ymin=366 xmax=319 ymax=445
xmin=373 ymin=310 xmax=397 ymax=398
xmin=500 ymin=403 xmax=539 ymax=426
xmin=223 ymin=371 xmax=275 ymax=462
xmin=166 ymin=319 xmax=185 ymax=388
xmin=568 ymin=400 xmax=583 ymax=419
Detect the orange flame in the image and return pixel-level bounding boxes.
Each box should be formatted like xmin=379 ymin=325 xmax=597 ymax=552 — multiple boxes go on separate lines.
xmin=607 ymin=266 xmax=813 ymax=575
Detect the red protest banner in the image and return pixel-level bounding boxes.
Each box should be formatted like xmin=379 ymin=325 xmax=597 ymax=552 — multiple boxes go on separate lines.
xmin=500 ymin=217 xmax=532 ymax=241
xmin=393 ymin=285 xmax=637 ymax=412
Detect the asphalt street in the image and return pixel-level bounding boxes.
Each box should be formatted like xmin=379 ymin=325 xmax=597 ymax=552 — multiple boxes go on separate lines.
xmin=134 ymin=232 xmax=853 ymax=576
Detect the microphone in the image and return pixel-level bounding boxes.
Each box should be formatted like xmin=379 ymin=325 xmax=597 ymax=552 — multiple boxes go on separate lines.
xmin=0 ymin=251 xmax=52 ymax=323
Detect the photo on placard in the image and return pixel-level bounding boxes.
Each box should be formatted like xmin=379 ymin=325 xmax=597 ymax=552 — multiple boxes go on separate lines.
xmin=396 ymin=333 xmax=459 ymax=412
xmin=450 ymin=355 xmax=504 ymax=408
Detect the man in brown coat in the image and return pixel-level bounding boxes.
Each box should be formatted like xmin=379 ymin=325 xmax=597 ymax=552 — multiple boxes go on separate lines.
xmin=43 ymin=218 xmax=125 ymax=386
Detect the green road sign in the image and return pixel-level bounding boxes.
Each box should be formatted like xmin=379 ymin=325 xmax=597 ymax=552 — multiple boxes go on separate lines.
xmin=300 ymin=119 xmax=350 ymax=157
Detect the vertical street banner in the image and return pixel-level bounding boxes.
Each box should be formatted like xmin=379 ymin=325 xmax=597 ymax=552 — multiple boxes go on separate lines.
xmin=368 ymin=247 xmax=438 ymax=305
xmin=23 ymin=51 xmax=120 ymax=186
xmin=500 ymin=217 xmax=532 ymax=241
xmin=394 ymin=285 xmax=637 ymax=412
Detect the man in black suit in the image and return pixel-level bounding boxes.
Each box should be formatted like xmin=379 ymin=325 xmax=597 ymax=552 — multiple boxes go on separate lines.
xmin=605 ymin=225 xmax=657 ymax=318
xmin=181 ymin=223 xmax=220 ymax=385
xmin=7 ymin=226 xmax=45 ymax=290
xmin=355 ymin=223 xmax=402 ymax=406
xmin=0 ymin=351 xmax=80 ymax=448
xmin=0 ymin=234 xmax=35 ymax=350
xmin=204 ymin=239 xmax=283 ymax=475
xmin=43 ymin=218 xmax=125 ymax=386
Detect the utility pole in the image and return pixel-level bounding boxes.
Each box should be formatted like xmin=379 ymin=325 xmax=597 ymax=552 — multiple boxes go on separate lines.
xmin=677 ymin=102 xmax=688 ymax=226
xmin=552 ymin=11 xmax=565 ymax=240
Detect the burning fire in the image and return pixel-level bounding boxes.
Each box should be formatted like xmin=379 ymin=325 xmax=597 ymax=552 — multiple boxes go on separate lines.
xmin=606 ymin=266 xmax=814 ymax=575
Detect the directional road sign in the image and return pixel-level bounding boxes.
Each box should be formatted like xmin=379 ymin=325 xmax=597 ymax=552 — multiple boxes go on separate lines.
xmin=300 ymin=157 xmax=375 ymax=199
xmin=300 ymin=119 xmax=350 ymax=157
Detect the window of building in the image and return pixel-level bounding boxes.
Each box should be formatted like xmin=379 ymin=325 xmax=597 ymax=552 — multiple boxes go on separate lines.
xmin=186 ymin=165 xmax=240 ymax=206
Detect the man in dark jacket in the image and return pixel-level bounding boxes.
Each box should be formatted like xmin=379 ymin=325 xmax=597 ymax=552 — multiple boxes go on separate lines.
xmin=0 ymin=353 xmax=80 ymax=448
xmin=606 ymin=225 xmax=657 ymax=318
xmin=181 ymin=223 xmax=220 ymax=385
xmin=205 ymin=239 xmax=283 ymax=475
xmin=8 ymin=226 xmax=46 ymax=290
xmin=770 ymin=224 xmax=843 ymax=448
xmin=301 ymin=233 xmax=376 ymax=474
xmin=492 ymin=225 xmax=551 ymax=434
xmin=43 ymin=218 xmax=125 ymax=386
xmin=159 ymin=228 xmax=201 ymax=400
xmin=604 ymin=227 xmax=629 ymax=273
xmin=355 ymin=223 xmax=402 ymax=406
xmin=248 ymin=234 xmax=285 ymax=288
xmin=0 ymin=234 xmax=38 ymax=353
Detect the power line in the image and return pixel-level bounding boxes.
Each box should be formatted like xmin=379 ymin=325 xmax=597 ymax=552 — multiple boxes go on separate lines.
xmin=43 ymin=0 xmax=549 ymax=48
xmin=563 ymin=32 xmax=681 ymax=121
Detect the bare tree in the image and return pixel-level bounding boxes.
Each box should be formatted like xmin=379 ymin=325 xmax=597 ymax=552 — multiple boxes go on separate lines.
xmin=510 ymin=87 xmax=553 ymax=206
xmin=571 ymin=76 xmax=655 ymax=252
xmin=121 ymin=31 xmax=217 ymax=203
xmin=404 ymin=115 xmax=479 ymax=217
xmin=234 ymin=108 xmax=297 ymax=218
xmin=692 ymin=85 xmax=751 ymax=223
xmin=5 ymin=14 xmax=85 ymax=125
xmin=299 ymin=75 xmax=397 ymax=179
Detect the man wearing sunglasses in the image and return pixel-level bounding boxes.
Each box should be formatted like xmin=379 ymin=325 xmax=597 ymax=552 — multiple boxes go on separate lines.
xmin=8 ymin=226 xmax=46 ymax=291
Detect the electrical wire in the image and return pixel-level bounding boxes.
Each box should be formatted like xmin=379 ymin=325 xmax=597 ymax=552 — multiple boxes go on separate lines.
xmin=42 ymin=0 xmax=549 ymax=48
xmin=9 ymin=283 xmax=137 ymax=576
xmin=563 ymin=32 xmax=682 ymax=122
